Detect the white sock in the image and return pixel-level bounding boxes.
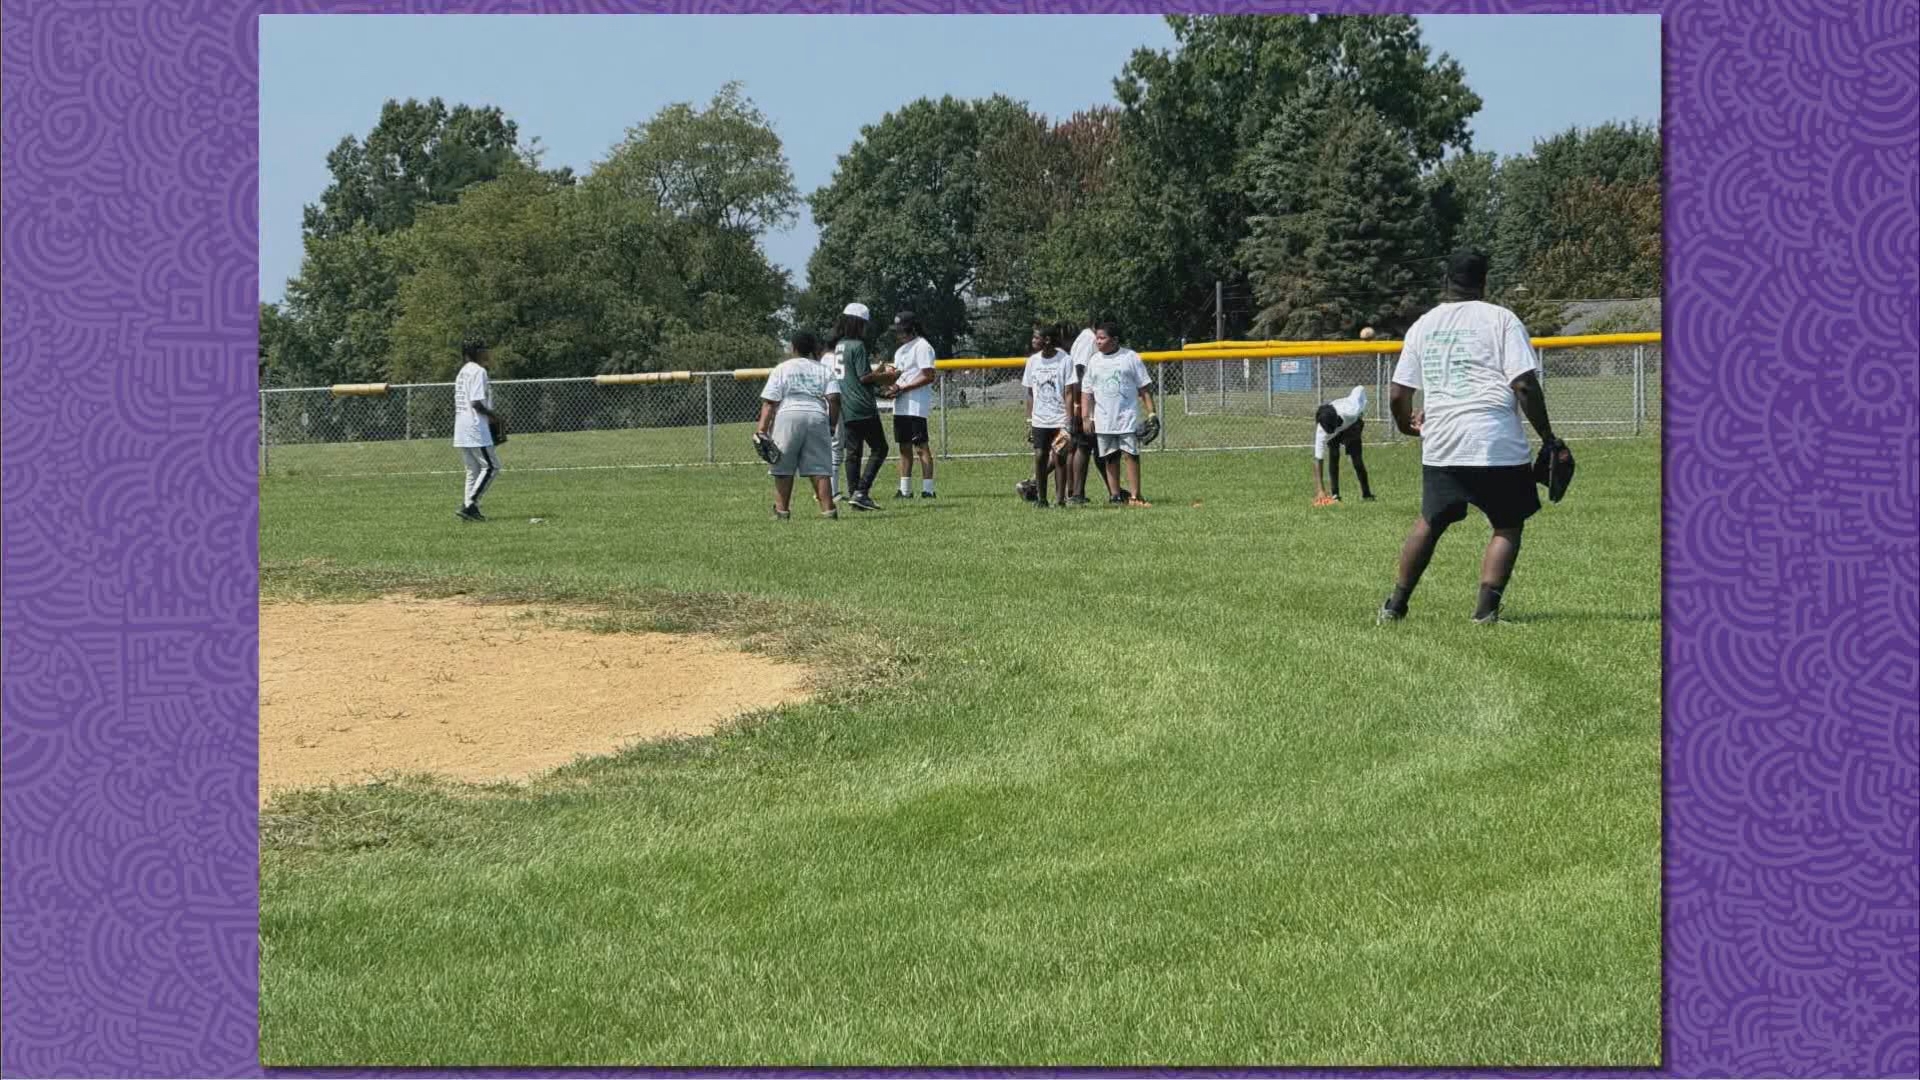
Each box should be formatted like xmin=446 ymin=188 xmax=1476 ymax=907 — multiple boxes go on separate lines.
xmin=899 ymin=478 xmax=911 ymax=495
xmin=922 ymin=479 xmax=935 ymax=494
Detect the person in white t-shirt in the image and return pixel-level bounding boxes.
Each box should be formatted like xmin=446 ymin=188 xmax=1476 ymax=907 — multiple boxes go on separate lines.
xmin=1380 ymin=251 xmax=1562 ymax=625
xmin=1079 ymin=321 xmax=1157 ymax=508
xmin=1020 ymin=323 xmax=1078 ymax=508
xmin=755 ymin=330 xmax=841 ymax=520
xmin=451 ymin=338 xmax=503 ymax=523
xmin=884 ymin=311 xmax=938 ymax=499
xmin=1312 ymin=385 xmax=1374 ymax=504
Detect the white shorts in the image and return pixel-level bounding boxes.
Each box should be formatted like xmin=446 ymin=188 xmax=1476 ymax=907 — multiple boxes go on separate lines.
xmin=1097 ymin=432 xmax=1140 ymax=458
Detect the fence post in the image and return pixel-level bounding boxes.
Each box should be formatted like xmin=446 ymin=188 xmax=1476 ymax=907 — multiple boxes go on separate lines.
xmin=1266 ymin=357 xmax=1274 ymax=416
xmin=705 ymin=375 xmax=715 ymax=464
xmin=259 ymin=390 xmax=268 ymax=475
xmin=1633 ymin=345 xmax=1645 ymax=435
xmin=1314 ymin=353 xmax=1322 ymax=407
xmin=404 ymin=385 xmax=412 ymax=442
xmin=939 ymin=374 xmax=948 ymax=459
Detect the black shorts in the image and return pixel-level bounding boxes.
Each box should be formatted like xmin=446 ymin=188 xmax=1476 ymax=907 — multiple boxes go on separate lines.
xmin=893 ymin=414 xmax=930 ymax=446
xmin=1031 ymin=426 xmax=1062 ymax=450
xmin=1422 ymin=464 xmax=1540 ymax=530
xmin=1331 ymin=419 xmax=1366 ymax=455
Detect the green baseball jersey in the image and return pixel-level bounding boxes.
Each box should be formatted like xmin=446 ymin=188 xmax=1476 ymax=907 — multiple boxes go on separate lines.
xmin=838 ymin=339 xmax=878 ymax=422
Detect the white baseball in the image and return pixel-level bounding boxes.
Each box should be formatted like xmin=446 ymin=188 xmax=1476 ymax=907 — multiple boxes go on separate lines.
xmin=1359 ymin=327 xmax=1376 ymax=341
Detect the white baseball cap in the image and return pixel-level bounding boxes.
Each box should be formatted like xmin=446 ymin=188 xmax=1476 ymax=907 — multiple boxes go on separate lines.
xmin=841 ymin=302 xmax=870 ymax=321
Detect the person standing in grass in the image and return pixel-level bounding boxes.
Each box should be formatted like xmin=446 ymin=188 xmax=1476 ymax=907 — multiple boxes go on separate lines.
xmin=1021 ymin=323 xmax=1077 ymax=508
xmin=887 ymin=311 xmax=939 ymax=500
xmin=756 ymin=331 xmax=841 ymax=520
xmin=452 ymin=337 xmax=502 ymax=523
xmin=1379 ymin=250 xmax=1562 ymax=625
xmin=823 ymin=334 xmax=848 ymax=504
xmin=1312 ymin=385 xmax=1374 ymax=505
xmin=832 ymin=303 xmax=896 ymax=512
xmin=1079 ymin=321 xmax=1157 ymax=508
xmin=1065 ymin=319 xmax=1103 ymax=504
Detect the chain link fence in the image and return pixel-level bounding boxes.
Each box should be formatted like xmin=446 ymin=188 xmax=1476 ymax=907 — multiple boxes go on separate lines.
xmin=261 ymin=341 xmax=1661 ymax=477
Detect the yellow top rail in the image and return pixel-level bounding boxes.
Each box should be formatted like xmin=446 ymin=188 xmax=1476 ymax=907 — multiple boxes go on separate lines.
xmin=495 ymin=331 xmax=1665 ymax=383
xmin=330 ymin=383 xmax=390 ymax=397
xmin=931 ymin=331 xmax=1660 ymax=369
xmin=595 ymin=370 xmax=693 ymax=386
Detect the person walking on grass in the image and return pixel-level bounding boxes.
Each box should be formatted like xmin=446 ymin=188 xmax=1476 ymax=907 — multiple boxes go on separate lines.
xmin=887 ymin=311 xmax=939 ymax=500
xmin=1312 ymin=385 xmax=1375 ymax=506
xmin=1079 ymin=321 xmax=1158 ymax=508
xmin=1021 ymin=322 xmax=1077 ymax=508
xmin=832 ymin=303 xmax=898 ymax=512
xmin=1379 ymin=250 xmax=1566 ymax=625
xmin=756 ymin=331 xmax=841 ymax=520
xmin=452 ymin=338 xmax=503 ymax=523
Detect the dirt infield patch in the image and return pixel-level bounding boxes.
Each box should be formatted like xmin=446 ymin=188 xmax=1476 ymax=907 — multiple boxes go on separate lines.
xmin=260 ymin=598 xmax=814 ymax=802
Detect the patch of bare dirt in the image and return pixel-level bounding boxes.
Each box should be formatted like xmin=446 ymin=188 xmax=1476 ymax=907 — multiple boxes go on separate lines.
xmin=260 ymin=598 xmax=813 ymax=803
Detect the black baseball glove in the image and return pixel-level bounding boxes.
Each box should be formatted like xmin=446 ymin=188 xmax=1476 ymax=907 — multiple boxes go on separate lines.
xmin=486 ymin=412 xmax=508 ymax=446
xmin=1533 ymin=437 xmax=1575 ymax=503
xmin=752 ymin=431 xmax=781 ymax=466
xmin=1137 ymin=413 xmax=1161 ymax=446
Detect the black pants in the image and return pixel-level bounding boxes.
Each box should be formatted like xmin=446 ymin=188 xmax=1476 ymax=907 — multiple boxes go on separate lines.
xmin=1329 ymin=421 xmax=1371 ymax=499
xmin=843 ymin=416 xmax=890 ymax=495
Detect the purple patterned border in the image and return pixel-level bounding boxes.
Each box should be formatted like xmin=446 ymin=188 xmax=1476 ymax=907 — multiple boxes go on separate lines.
xmin=3 ymin=0 xmax=1916 ymax=1076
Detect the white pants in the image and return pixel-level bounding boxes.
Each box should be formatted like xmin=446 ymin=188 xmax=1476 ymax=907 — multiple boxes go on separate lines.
xmin=459 ymin=445 xmax=499 ymax=508
xmin=830 ymin=423 xmax=844 ymax=497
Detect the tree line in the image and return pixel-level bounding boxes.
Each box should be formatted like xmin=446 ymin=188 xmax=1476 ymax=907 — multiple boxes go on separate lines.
xmin=260 ymin=15 xmax=1661 ymax=388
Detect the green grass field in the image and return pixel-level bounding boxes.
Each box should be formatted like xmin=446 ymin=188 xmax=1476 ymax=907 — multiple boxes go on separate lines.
xmin=258 ymin=438 xmax=1662 ymax=1067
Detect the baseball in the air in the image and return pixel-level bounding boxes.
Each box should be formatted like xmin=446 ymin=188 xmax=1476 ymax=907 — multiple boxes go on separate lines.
xmin=1359 ymin=327 xmax=1376 ymax=341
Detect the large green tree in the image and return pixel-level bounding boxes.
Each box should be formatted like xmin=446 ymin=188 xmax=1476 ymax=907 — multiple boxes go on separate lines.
xmin=385 ymin=86 xmax=798 ymax=383
xmin=1491 ymin=121 xmax=1661 ymax=293
xmin=1113 ymin=14 xmax=1480 ymax=341
xmin=263 ymin=98 xmax=546 ymax=386
xmin=1243 ymin=98 xmax=1439 ymax=339
xmin=805 ymin=95 xmax=1051 ymax=357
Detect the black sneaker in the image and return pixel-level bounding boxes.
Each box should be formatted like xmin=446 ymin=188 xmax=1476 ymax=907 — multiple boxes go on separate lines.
xmin=894 ymin=491 xmax=915 ymax=500
xmin=1377 ymin=600 xmax=1406 ymax=625
xmin=1067 ymin=495 xmax=1089 ymax=506
xmin=849 ymin=492 xmax=880 ymax=511
xmin=920 ymin=491 xmax=936 ymax=499
xmin=457 ymin=505 xmax=485 ymax=523
xmin=1472 ymin=609 xmax=1500 ymax=625
xmin=773 ymin=507 xmax=792 ymax=521
xmin=1362 ymin=494 xmax=1377 ymax=502
xmin=1108 ymin=493 xmax=1127 ymax=505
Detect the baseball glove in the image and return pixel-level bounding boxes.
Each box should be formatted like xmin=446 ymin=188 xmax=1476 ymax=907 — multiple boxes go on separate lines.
xmin=1051 ymin=429 xmax=1072 ymax=454
xmin=1533 ymin=437 xmax=1575 ymax=503
xmin=487 ymin=413 xmax=508 ymax=446
xmin=1137 ymin=413 xmax=1162 ymax=446
xmin=752 ymin=431 xmax=781 ymax=466
xmin=1015 ymin=478 xmax=1039 ymax=502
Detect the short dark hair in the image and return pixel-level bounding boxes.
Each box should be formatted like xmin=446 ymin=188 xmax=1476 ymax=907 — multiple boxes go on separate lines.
xmin=829 ymin=313 xmax=867 ymax=345
xmin=1445 ymin=250 xmax=1489 ymax=297
xmin=460 ymin=338 xmax=489 ymax=363
xmin=1316 ymin=403 xmax=1342 ymax=434
xmin=1034 ymin=323 xmax=1061 ymax=350
xmin=1094 ymin=321 xmax=1122 ymax=341
xmin=791 ymin=330 xmax=819 ymax=358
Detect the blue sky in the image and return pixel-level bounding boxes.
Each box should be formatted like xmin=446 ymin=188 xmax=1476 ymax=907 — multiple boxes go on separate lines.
xmin=259 ymin=14 xmax=1660 ymax=303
